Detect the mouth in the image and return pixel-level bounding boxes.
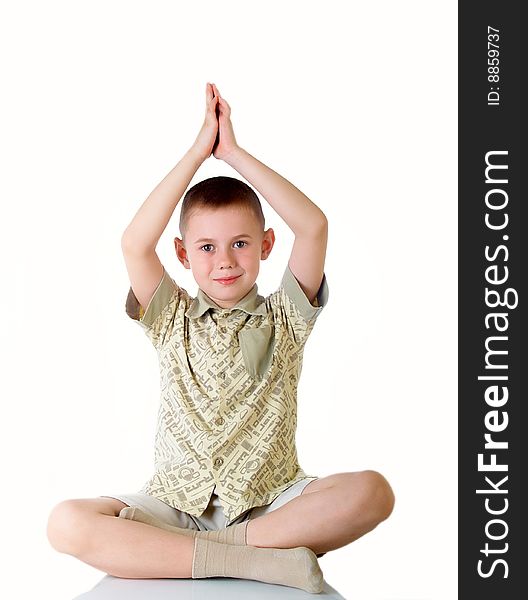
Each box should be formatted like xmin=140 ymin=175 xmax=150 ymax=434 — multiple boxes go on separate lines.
xmin=214 ymin=275 xmax=241 ymax=284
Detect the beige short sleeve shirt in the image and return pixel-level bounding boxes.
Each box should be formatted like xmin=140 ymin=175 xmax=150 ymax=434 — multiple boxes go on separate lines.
xmin=125 ymin=264 xmax=329 ymax=524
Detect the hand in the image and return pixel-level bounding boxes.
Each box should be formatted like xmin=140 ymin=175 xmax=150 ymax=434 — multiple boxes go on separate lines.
xmin=190 ymin=82 xmax=219 ymax=162
xmin=210 ymin=83 xmax=239 ymax=161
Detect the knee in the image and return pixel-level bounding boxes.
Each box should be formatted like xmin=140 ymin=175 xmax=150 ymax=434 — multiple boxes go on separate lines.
xmin=46 ymin=499 xmax=91 ymax=556
xmin=360 ymin=470 xmax=395 ymax=523
xmin=340 ymin=470 xmax=394 ymax=528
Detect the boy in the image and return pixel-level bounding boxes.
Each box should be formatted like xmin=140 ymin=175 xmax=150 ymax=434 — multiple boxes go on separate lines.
xmin=47 ymin=83 xmax=395 ymax=594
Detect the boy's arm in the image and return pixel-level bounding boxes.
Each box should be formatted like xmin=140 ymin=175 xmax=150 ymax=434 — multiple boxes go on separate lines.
xmin=121 ymin=148 xmax=204 ymax=310
xmin=121 ymin=83 xmax=219 ymax=311
xmin=225 ymin=147 xmax=328 ymax=306
xmin=211 ymin=85 xmax=327 ymax=306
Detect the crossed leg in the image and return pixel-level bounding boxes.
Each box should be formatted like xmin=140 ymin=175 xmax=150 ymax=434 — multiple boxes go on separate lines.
xmin=46 ymin=496 xmax=196 ymax=578
xmin=246 ymin=470 xmax=395 ymax=556
xmin=46 ymin=470 xmax=395 ymax=578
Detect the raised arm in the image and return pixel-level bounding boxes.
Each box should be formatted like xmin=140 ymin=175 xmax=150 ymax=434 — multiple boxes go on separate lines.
xmin=211 ymin=84 xmax=328 ymax=306
xmin=121 ymin=83 xmax=219 ymax=310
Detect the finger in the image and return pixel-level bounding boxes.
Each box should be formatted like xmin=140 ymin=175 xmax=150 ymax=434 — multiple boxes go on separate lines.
xmin=208 ymin=95 xmax=219 ymax=114
xmin=205 ymin=82 xmax=213 ymax=102
xmin=212 ymin=83 xmax=221 ymax=97
xmin=219 ymin=97 xmax=231 ymax=114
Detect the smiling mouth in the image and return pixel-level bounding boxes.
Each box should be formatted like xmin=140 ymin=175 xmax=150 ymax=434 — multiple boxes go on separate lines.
xmin=214 ymin=275 xmax=240 ymax=282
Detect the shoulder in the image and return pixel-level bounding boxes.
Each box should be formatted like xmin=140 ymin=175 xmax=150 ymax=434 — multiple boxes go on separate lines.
xmin=266 ymin=263 xmax=329 ymax=322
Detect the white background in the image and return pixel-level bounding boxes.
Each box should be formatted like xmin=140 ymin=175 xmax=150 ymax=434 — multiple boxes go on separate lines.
xmin=0 ymin=1 xmax=457 ymax=598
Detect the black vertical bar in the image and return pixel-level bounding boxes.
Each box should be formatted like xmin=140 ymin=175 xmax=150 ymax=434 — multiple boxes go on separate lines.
xmin=459 ymin=2 xmax=526 ymax=598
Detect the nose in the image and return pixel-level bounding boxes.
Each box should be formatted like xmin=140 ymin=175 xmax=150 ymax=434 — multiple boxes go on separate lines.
xmin=216 ymin=247 xmax=234 ymax=269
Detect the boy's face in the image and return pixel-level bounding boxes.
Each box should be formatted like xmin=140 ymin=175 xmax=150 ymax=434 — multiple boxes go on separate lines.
xmin=174 ymin=206 xmax=275 ymax=309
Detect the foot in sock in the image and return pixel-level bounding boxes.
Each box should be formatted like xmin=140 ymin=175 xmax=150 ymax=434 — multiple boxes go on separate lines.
xmin=192 ymin=536 xmax=324 ymax=594
xmin=118 ymin=506 xmax=247 ymax=545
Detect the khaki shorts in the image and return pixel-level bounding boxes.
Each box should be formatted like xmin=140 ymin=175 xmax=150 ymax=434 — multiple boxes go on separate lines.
xmin=101 ymin=477 xmax=326 ymax=558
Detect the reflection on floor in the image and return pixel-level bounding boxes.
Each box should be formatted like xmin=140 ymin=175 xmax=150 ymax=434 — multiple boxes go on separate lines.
xmin=73 ymin=574 xmax=346 ymax=599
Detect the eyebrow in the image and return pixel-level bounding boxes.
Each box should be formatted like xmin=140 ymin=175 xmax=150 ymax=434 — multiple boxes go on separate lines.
xmin=194 ymin=234 xmax=254 ymax=244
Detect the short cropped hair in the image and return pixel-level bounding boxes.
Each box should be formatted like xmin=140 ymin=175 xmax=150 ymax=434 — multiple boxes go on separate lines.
xmin=179 ymin=176 xmax=265 ymax=241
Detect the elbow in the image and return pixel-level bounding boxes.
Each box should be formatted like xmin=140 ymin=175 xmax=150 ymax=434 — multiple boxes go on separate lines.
xmin=313 ymin=210 xmax=328 ymax=228
xmin=121 ymin=232 xmax=134 ymax=252
xmin=310 ymin=214 xmax=328 ymax=235
xmin=121 ymin=232 xmax=155 ymax=256
xmin=296 ymin=215 xmax=327 ymax=240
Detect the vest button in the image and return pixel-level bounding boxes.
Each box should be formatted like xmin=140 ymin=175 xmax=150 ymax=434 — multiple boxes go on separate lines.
xmin=215 ymin=417 xmax=224 ymax=425
xmin=214 ymin=458 xmax=224 ymax=467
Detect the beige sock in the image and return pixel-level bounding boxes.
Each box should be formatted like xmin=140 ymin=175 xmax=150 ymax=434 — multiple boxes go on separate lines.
xmin=192 ymin=536 xmax=324 ymax=594
xmin=118 ymin=506 xmax=248 ymax=545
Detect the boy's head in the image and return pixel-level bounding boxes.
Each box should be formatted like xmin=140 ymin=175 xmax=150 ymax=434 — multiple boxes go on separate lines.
xmin=174 ymin=176 xmax=275 ymax=309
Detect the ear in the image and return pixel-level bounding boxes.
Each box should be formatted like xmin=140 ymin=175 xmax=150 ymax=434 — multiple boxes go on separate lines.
xmin=260 ymin=228 xmax=275 ymax=260
xmin=174 ymin=237 xmax=192 ymax=269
